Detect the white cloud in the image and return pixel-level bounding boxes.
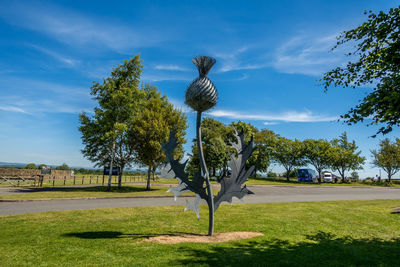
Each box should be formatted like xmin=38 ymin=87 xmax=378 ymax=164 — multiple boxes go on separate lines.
xmin=0 ymin=77 xmax=93 ymax=115
xmin=213 ymin=46 xmax=268 ymax=73
xmin=0 ymin=2 xmax=164 ymax=52
xmin=154 ymin=65 xmax=189 ymax=71
xmin=263 ymin=121 xmax=280 ymax=126
xmin=27 ymin=44 xmax=79 ymax=66
xmin=272 ymin=33 xmax=347 ymax=76
xmin=141 ymin=73 xmax=191 ymax=82
xmin=0 ymin=105 xmax=30 ymax=114
xmin=167 ymin=98 xmax=192 ymax=113
xmin=207 ymin=109 xmax=338 ymax=123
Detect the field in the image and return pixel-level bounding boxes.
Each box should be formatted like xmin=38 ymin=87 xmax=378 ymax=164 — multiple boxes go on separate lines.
xmin=1 ymin=200 xmax=399 ymax=266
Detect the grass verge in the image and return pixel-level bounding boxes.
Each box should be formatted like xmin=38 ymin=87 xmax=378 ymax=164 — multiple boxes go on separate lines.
xmin=0 ymin=185 xmax=194 ymax=200
xmin=1 ymin=200 xmax=399 ymax=266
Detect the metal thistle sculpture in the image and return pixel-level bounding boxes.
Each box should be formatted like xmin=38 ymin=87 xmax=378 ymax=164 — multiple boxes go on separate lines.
xmin=161 ymin=56 xmax=256 ymax=236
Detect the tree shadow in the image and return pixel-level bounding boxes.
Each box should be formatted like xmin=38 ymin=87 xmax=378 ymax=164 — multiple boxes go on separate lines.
xmin=13 ymin=186 xmax=159 ymax=194
xmin=62 ymin=231 xmax=192 ymax=240
xmin=171 ymin=231 xmax=400 ymax=266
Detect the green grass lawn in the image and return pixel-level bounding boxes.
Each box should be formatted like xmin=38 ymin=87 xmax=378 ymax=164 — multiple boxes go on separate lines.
xmin=1 ymin=200 xmax=399 ymax=266
xmin=0 ymin=185 xmax=195 ymax=200
xmin=246 ymin=177 xmax=400 ymax=187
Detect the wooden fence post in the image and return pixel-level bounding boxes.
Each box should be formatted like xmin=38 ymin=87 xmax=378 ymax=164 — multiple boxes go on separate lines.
xmin=102 ymin=175 xmax=104 ymax=186
xmin=96 ymin=175 xmax=99 ymax=184
xmin=52 ymin=176 xmax=55 ymax=187
xmin=73 ymin=176 xmax=76 ymax=185
xmin=89 ymin=176 xmax=92 ymax=184
xmin=64 ymin=176 xmax=66 ymax=186
xmin=82 ymin=176 xmax=84 ymax=185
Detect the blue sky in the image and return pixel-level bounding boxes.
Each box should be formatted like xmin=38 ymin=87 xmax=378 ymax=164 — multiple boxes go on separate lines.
xmin=0 ymin=0 xmax=398 ymax=178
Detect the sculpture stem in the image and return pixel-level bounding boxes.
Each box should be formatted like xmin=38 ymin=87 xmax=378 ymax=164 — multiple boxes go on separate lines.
xmin=196 ymin=111 xmax=214 ymax=236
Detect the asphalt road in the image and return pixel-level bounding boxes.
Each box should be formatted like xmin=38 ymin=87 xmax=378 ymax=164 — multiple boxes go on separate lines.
xmin=1 ymin=185 xmax=400 ymax=216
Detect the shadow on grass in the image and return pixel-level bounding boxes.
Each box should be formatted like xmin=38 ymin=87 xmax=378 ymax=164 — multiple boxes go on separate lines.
xmin=62 ymin=231 xmax=189 ymax=240
xmin=13 ymin=186 xmax=159 ymax=194
xmin=170 ymin=231 xmax=400 ymax=266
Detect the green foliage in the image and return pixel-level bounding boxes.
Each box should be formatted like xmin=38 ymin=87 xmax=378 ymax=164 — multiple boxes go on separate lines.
xmin=330 ymin=132 xmax=365 ymax=182
xmin=371 ymin=138 xmax=400 ymax=182
xmin=37 ymin=164 xmax=47 ymax=170
xmin=187 ymin=119 xmax=277 ymax=178
xmin=321 ymin=6 xmax=400 ymax=136
xmin=229 ymin=121 xmax=276 ymax=177
xmin=55 ymin=163 xmax=70 ymax=170
xmin=351 ymin=171 xmax=359 ymax=180
xmin=131 ymin=84 xmax=187 ymax=189
xmin=23 ymin=163 xmax=37 ymax=169
xmin=282 ymin=168 xmax=298 ymax=178
xmin=272 ymin=137 xmax=305 ymax=180
xmin=187 ymin=118 xmax=230 ymax=177
xmin=79 ymin=55 xmax=143 ymax=175
xmin=303 ymin=139 xmax=334 ymax=183
xmin=267 ymin=171 xmax=277 ymax=178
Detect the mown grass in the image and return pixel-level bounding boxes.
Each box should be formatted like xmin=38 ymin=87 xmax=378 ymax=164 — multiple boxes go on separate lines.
xmin=0 ymin=185 xmax=194 ymax=200
xmin=1 ymin=200 xmax=400 ymax=266
xmin=246 ymin=177 xmax=400 ymax=187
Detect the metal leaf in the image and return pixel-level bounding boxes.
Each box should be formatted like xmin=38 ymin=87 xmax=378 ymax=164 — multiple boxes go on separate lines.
xmin=184 ymin=194 xmax=201 ymax=219
xmin=213 ymin=129 xmax=256 ymax=210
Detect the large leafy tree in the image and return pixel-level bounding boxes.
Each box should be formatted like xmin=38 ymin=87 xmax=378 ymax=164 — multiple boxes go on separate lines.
xmin=187 ymin=118 xmax=230 ymax=177
xmin=331 ymin=132 xmax=365 ymax=183
xmin=252 ymin=129 xmax=278 ymax=177
xmin=55 ymin=163 xmax=70 ymax=170
xmin=229 ymin=121 xmax=269 ymax=177
xmin=79 ymin=55 xmax=143 ymax=189
xmin=321 ymin=7 xmax=400 ymax=136
xmin=24 ymin=163 xmax=37 ymax=169
xmin=371 ymin=138 xmax=400 ymax=182
xmin=132 ymin=84 xmax=187 ymax=190
xmin=272 ymin=137 xmax=305 ymax=181
xmin=303 ymin=139 xmax=334 ymax=183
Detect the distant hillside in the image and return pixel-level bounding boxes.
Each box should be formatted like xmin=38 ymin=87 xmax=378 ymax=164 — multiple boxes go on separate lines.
xmin=0 ymin=162 xmax=145 ymax=173
xmin=0 ymin=162 xmax=26 ymax=168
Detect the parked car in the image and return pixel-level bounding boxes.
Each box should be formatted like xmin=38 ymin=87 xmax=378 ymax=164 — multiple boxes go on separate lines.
xmin=323 ymin=172 xmax=333 ymax=182
xmin=297 ymin=168 xmax=318 ymax=182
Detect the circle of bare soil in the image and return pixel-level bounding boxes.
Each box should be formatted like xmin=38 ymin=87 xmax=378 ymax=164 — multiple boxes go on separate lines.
xmin=143 ymin=232 xmax=264 ymax=244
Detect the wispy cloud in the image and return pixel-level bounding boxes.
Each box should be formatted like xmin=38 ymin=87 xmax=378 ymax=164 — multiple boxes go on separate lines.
xmin=272 ymin=33 xmax=347 ymax=76
xmin=141 ymin=73 xmax=191 ymax=82
xmin=0 ymin=2 xmax=165 ymax=53
xmin=153 ymin=65 xmax=189 ymax=71
xmin=263 ymin=121 xmax=280 ymax=126
xmin=27 ymin=44 xmax=79 ymax=66
xmin=0 ymin=77 xmax=93 ymax=115
xmin=213 ymin=46 xmax=268 ymax=73
xmin=168 ymin=98 xmax=192 ymax=113
xmin=207 ymin=109 xmax=338 ymax=123
xmin=0 ymin=105 xmax=30 ymax=114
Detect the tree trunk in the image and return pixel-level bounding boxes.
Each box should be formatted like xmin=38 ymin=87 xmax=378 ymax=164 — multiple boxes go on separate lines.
xmin=388 ymin=172 xmax=392 ymax=183
xmin=340 ymin=173 xmax=345 ymax=183
xmin=107 ymin=140 xmax=116 ymax=191
xmin=117 ymin=166 xmax=123 ymax=189
xmin=146 ymin=165 xmax=151 ymax=190
xmin=317 ymin=170 xmax=321 ymax=184
xmin=286 ymin=168 xmax=290 ymax=182
xmin=197 ymin=112 xmax=214 ymax=236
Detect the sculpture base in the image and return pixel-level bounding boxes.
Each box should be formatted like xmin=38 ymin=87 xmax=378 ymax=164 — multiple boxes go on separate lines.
xmin=143 ymin=231 xmax=263 ymax=244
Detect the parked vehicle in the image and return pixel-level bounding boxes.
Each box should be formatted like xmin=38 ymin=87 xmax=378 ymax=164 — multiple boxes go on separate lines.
xmin=297 ymin=168 xmax=318 ymax=182
xmin=323 ymin=172 xmax=333 ymax=182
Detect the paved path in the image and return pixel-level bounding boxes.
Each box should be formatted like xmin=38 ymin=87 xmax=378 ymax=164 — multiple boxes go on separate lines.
xmin=1 ymin=185 xmax=400 ymax=216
